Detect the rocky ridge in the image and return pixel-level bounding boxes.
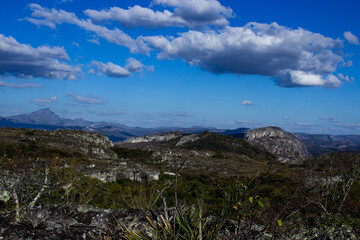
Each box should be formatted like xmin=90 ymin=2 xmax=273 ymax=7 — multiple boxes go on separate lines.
xmin=0 ymin=127 xmax=116 ymax=159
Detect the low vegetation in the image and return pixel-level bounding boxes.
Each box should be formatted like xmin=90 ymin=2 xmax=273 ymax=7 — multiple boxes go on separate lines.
xmin=0 ymin=128 xmax=359 ymax=239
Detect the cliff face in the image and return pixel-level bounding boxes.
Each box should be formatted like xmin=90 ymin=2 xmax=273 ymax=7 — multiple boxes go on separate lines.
xmin=245 ymin=126 xmax=310 ymax=163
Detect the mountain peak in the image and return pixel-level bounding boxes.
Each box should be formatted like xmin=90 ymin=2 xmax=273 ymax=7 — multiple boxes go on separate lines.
xmin=8 ymin=108 xmax=63 ymax=125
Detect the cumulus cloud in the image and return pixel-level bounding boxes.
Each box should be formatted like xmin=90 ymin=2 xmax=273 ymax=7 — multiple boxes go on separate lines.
xmin=92 ymin=61 xmax=131 ymax=78
xmin=0 ymin=34 xmax=81 ymax=80
xmin=84 ymin=0 xmax=233 ymax=29
xmin=344 ymin=31 xmax=360 ymax=45
xmin=25 ymin=4 xmax=150 ymax=54
xmin=31 ymin=96 xmax=57 ymax=106
xmin=66 ymin=92 xmax=104 ymax=104
xmin=277 ymin=71 xmax=341 ymax=88
xmin=241 ymin=100 xmax=254 ymax=106
xmin=0 ymin=80 xmax=43 ymax=89
xmin=145 ymin=22 xmax=346 ymax=88
xmin=92 ymin=58 xmax=153 ymax=78
xmin=125 ymin=58 xmax=145 ymax=72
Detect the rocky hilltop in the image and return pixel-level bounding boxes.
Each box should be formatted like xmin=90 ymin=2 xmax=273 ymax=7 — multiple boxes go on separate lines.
xmin=245 ymin=126 xmax=310 ymax=163
xmin=0 ymin=127 xmax=116 ymax=159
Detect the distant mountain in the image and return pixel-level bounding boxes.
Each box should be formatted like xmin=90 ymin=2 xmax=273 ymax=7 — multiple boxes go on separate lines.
xmin=7 ymin=108 xmax=63 ymax=125
xmin=222 ymin=127 xmax=249 ymax=138
xmin=295 ymin=133 xmax=360 ymax=156
xmin=6 ymin=108 xmax=93 ymax=127
xmin=0 ymin=108 xmax=224 ymax=142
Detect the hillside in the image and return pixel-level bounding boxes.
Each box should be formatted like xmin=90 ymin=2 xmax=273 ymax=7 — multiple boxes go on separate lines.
xmin=0 ymin=127 xmax=359 ymax=239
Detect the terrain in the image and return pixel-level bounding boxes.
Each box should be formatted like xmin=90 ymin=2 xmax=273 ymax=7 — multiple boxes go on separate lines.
xmin=0 ymin=127 xmax=359 ymax=239
xmin=2 ymin=108 xmax=360 ymax=155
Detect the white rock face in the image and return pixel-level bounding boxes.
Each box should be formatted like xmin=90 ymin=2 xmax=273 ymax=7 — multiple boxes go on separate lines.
xmin=122 ymin=133 xmax=179 ymax=144
xmin=176 ymin=134 xmax=200 ymax=146
xmin=245 ymin=126 xmax=310 ymax=163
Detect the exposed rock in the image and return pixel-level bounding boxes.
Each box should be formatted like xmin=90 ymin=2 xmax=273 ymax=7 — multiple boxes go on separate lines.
xmin=117 ymin=132 xmax=182 ymax=149
xmin=176 ymin=134 xmax=200 ymax=146
xmin=0 ymin=127 xmax=116 ymax=159
xmin=245 ymin=126 xmax=310 ymax=163
xmin=0 ymin=188 xmax=10 ymax=202
xmin=122 ymin=132 xmax=180 ymax=144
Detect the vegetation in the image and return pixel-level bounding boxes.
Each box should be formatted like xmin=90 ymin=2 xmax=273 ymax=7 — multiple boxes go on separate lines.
xmin=0 ymin=130 xmax=360 ymax=239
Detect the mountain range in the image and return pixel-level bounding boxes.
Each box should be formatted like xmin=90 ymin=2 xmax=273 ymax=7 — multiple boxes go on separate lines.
xmin=0 ymin=108 xmax=229 ymax=142
xmin=1 ymin=108 xmax=360 ymax=155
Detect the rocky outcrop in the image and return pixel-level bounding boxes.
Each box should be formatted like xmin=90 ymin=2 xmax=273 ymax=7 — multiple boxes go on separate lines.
xmin=122 ymin=132 xmax=180 ymax=144
xmin=0 ymin=128 xmax=116 ymax=159
xmin=175 ymin=134 xmax=200 ymax=146
xmin=245 ymin=127 xmax=310 ymax=163
xmin=116 ymin=132 xmax=182 ymax=149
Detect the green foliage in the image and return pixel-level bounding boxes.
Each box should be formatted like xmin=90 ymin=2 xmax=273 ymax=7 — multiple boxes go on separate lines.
xmin=0 ymin=141 xmax=79 ymax=161
xmin=178 ymin=132 xmax=276 ymax=161
xmin=112 ymin=146 xmax=156 ymax=164
xmin=125 ymin=202 xmax=221 ymax=240
xmin=212 ymin=150 xmax=226 ymax=159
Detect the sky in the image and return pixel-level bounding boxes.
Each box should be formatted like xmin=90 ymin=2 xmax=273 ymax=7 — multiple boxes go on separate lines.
xmin=0 ymin=0 xmax=359 ymax=134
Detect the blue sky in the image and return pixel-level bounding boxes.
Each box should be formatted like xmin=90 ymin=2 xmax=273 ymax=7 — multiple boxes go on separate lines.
xmin=0 ymin=0 xmax=359 ymax=134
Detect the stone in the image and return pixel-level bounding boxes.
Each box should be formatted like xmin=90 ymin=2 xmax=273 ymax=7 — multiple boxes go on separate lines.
xmin=245 ymin=126 xmax=311 ymax=163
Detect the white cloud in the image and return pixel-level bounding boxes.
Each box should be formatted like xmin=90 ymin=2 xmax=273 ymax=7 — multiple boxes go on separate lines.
xmin=344 ymin=31 xmax=360 ymax=45
xmin=144 ymin=22 xmax=345 ymax=88
xmin=25 ymin=4 xmax=150 ymax=54
xmin=84 ymin=0 xmax=233 ymax=29
xmin=166 ymin=112 xmax=192 ymax=117
xmin=66 ymin=92 xmax=104 ymax=104
xmin=125 ymin=58 xmax=144 ymax=72
xmin=343 ymin=60 xmax=353 ymax=67
xmin=147 ymin=65 xmax=155 ymax=72
xmin=31 ymin=96 xmax=57 ymax=106
xmin=0 ymin=80 xmax=44 ymax=89
xmin=92 ymin=58 xmax=153 ymax=78
xmin=319 ymin=117 xmax=337 ymax=121
xmin=337 ymin=73 xmax=354 ymax=82
xmin=295 ymin=122 xmax=319 ymax=127
xmin=0 ymin=34 xmax=81 ymax=80
xmin=88 ymin=38 xmax=100 ymax=45
xmin=92 ymin=61 xmax=131 ymax=78
xmin=278 ymin=71 xmax=341 ymax=88
xmin=241 ymin=100 xmax=254 ymax=106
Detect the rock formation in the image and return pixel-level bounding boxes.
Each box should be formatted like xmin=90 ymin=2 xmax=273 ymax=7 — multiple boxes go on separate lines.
xmin=0 ymin=128 xmax=116 ymax=159
xmin=245 ymin=126 xmax=310 ymax=163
